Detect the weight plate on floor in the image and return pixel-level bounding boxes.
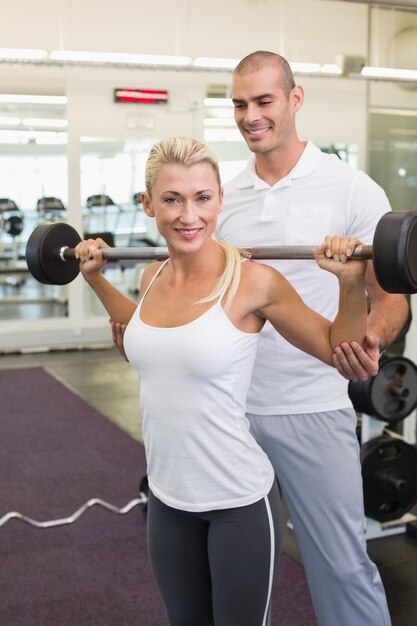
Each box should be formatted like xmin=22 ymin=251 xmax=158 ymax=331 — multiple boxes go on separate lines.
xmin=361 ymin=435 xmax=417 ymax=522
xmin=348 ymin=355 xmax=417 ymax=423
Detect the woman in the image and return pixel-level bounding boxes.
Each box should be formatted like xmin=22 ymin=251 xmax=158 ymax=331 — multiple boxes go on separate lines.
xmin=75 ymin=136 xmax=367 ymax=626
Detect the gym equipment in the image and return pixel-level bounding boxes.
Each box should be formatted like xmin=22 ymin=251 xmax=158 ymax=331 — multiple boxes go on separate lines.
xmin=36 ymin=196 xmax=66 ymax=221
xmin=128 ymin=191 xmax=162 ymax=247
xmin=86 ymin=194 xmax=116 ymax=209
xmin=132 ymin=192 xmax=142 ymax=205
xmin=25 ymin=210 xmax=417 ymax=289
xmin=0 ymin=198 xmax=25 ymax=237
xmin=84 ymin=231 xmax=115 ymax=247
xmin=0 ymin=474 xmax=149 ymax=529
xmin=349 ymin=355 xmax=417 ymax=424
xmin=27 ymin=221 xmax=82 ymax=285
xmin=0 ymin=198 xmax=26 ymax=287
xmin=361 ymin=435 xmax=417 ymax=522
xmin=0 ymin=198 xmax=22 ymax=215
xmin=84 ymin=193 xmax=124 ymax=234
xmin=4 ymin=214 xmax=24 ymax=238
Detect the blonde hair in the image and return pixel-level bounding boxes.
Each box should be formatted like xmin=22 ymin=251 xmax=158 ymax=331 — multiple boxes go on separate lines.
xmin=197 ymin=239 xmax=242 ymax=312
xmin=144 ymin=136 xmax=242 ymax=311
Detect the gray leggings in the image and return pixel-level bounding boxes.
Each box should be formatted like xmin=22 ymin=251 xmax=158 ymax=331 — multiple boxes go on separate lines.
xmin=147 ymin=481 xmax=282 ymax=626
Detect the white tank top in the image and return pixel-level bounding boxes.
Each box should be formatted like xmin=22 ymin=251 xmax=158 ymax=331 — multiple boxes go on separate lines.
xmin=123 ymin=260 xmax=274 ymax=512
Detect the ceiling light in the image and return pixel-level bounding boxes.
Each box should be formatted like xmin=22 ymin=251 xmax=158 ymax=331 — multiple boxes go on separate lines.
xmin=371 ymin=108 xmax=417 ymax=116
xmin=194 ymin=57 xmax=239 ymax=69
xmin=34 ymin=131 xmax=68 ymax=145
xmin=362 ymin=66 xmax=417 ymax=80
xmin=206 ymin=108 xmax=236 ymax=119
xmin=290 ymin=62 xmax=321 ymax=74
xmin=0 ymin=117 xmax=21 ymax=126
xmin=204 ymin=118 xmax=236 ymax=127
xmin=0 ymin=48 xmax=47 ymax=60
xmin=0 ymin=129 xmax=67 ymax=144
xmin=22 ymin=118 xmax=68 ymax=128
xmin=204 ymin=128 xmax=244 ymax=142
xmin=0 ymin=94 xmax=67 ymax=105
xmin=50 ymin=50 xmax=192 ymax=66
xmin=0 ymin=131 xmax=24 ymax=144
xmin=321 ymin=64 xmax=343 ymax=75
xmin=204 ymin=97 xmax=233 ymax=107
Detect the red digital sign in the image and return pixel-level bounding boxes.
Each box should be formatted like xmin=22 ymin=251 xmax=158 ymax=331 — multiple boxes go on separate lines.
xmin=114 ymin=88 xmax=168 ymax=104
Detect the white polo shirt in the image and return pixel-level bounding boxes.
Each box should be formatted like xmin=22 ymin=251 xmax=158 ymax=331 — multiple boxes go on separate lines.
xmin=216 ymin=141 xmax=391 ymax=415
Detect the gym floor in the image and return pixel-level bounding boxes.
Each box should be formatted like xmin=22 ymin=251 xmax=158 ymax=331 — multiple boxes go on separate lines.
xmin=1 ymin=346 xmax=417 ymax=626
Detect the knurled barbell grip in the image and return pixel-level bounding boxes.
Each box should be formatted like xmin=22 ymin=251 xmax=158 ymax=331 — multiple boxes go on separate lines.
xmin=60 ymin=246 xmax=171 ymax=262
xmin=241 ymin=244 xmax=373 ymax=260
xmin=60 ymin=243 xmax=374 ymax=262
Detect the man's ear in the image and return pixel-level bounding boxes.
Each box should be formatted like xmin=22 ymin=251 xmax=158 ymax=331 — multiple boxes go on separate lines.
xmin=291 ymin=85 xmax=304 ymax=113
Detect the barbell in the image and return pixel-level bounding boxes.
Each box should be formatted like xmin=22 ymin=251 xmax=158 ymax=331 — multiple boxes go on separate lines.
xmin=25 ymin=210 xmax=417 ymax=292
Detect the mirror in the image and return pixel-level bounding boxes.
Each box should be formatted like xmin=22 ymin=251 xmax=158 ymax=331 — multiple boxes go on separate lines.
xmin=0 ymin=99 xmax=68 ymax=321
xmin=369 ymin=110 xmax=417 ymax=212
xmin=79 ymin=137 xmax=165 ymax=317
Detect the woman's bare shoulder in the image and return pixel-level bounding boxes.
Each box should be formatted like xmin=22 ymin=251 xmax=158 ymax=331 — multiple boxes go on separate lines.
xmin=239 ymin=259 xmax=288 ymax=306
xmin=241 ymin=259 xmax=283 ymax=285
xmin=140 ymin=261 xmax=166 ymax=291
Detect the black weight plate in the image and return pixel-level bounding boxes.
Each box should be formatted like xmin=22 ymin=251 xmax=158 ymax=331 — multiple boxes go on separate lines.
xmin=5 ymin=214 xmax=24 ymax=237
xmin=348 ymin=379 xmax=373 ymax=417
xmin=349 ymin=355 xmax=417 ymax=422
xmin=361 ymin=435 xmax=417 ymax=522
xmin=373 ymin=211 xmax=417 ymax=294
xmin=26 ymin=222 xmax=81 ymax=285
xmin=369 ymin=356 xmax=417 ymax=422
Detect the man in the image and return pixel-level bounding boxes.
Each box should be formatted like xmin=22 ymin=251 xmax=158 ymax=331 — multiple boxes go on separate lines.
xmin=214 ymin=50 xmax=409 ymax=626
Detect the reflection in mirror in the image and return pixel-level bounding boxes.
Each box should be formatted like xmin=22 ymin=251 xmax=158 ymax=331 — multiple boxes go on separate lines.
xmin=369 ymin=110 xmax=417 ymax=213
xmin=80 ymin=137 xmax=165 ymax=317
xmin=319 ymin=143 xmax=359 ymax=169
xmin=0 ymin=98 xmax=68 ymax=321
xmin=207 ymin=140 xmax=251 ymax=184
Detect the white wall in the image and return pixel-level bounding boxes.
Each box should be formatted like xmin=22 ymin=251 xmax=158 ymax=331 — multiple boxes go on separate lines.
xmin=0 ymin=0 xmax=369 ymax=61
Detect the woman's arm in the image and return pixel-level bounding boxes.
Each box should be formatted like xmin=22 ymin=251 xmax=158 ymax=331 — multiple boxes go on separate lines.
xmin=75 ymin=237 xmax=137 ymax=324
xmin=332 ymin=266 xmax=410 ymax=381
xmin=254 ymin=236 xmax=367 ymax=366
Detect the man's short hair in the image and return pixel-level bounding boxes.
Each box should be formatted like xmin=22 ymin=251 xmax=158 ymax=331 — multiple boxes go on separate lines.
xmin=233 ymin=51 xmax=296 ymax=97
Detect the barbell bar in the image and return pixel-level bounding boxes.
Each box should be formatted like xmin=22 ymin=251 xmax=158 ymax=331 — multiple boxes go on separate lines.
xmin=25 ymin=210 xmax=417 ymax=293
